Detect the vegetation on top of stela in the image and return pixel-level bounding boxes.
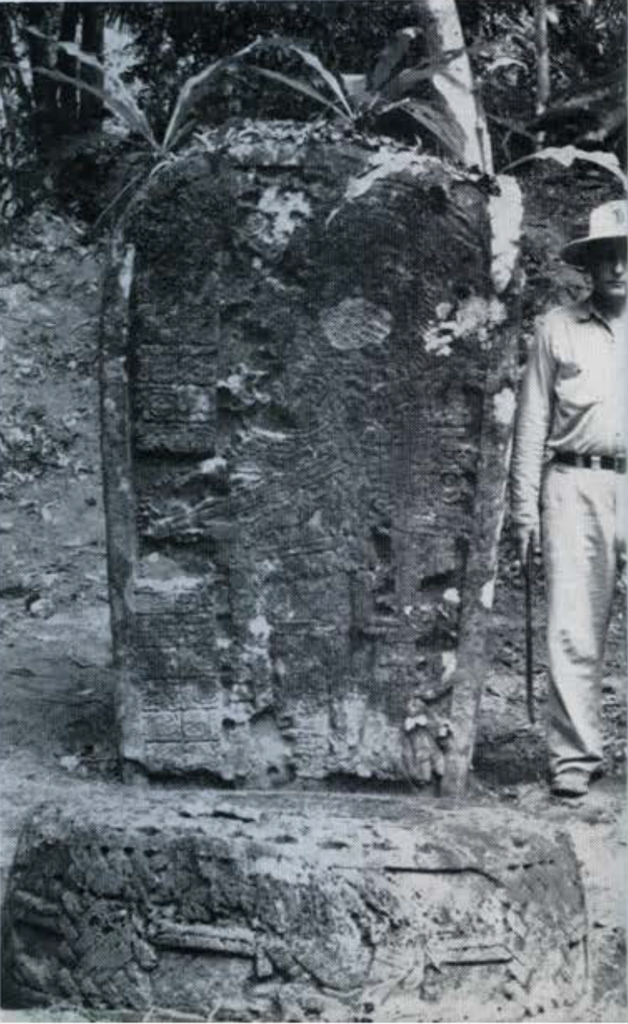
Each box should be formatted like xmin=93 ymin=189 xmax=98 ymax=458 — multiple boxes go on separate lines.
xmin=1 ymin=15 xmax=477 ymax=224
xmin=0 ymin=1 xmax=624 ymax=225
xmin=8 ymin=26 xmax=470 ymax=156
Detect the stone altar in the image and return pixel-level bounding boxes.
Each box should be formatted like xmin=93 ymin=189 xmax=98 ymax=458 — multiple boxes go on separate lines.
xmin=1 ymin=791 xmax=587 ymax=1021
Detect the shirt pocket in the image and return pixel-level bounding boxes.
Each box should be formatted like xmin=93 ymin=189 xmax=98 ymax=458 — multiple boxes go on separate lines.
xmin=554 ymin=359 xmax=602 ymax=410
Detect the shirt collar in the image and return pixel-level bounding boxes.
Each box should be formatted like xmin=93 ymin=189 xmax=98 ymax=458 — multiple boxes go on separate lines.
xmin=574 ymin=297 xmax=613 ymax=330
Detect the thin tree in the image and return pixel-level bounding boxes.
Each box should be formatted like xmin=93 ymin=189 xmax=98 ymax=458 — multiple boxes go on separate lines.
xmin=56 ymin=3 xmax=80 ymax=131
xmin=23 ymin=3 xmax=58 ymax=143
xmin=78 ymin=2 xmax=105 ymax=130
xmin=534 ymin=0 xmax=550 ymax=148
xmin=411 ymin=0 xmax=493 ymax=173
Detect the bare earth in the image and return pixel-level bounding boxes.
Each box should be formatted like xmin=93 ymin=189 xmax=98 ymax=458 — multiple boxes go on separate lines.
xmin=0 ymin=212 xmax=625 ymax=1022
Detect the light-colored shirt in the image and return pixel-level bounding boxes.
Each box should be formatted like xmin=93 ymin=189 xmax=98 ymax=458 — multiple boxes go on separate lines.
xmin=511 ymin=298 xmax=623 ymax=528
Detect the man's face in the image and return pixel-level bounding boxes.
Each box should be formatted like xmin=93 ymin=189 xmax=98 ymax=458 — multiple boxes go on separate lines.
xmin=587 ymin=239 xmax=627 ymax=305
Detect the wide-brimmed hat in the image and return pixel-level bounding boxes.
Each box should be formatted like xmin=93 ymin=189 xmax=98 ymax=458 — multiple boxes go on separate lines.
xmin=561 ymin=199 xmax=627 ymax=266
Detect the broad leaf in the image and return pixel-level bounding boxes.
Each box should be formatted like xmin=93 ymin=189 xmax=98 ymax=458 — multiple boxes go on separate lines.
xmin=162 ymin=56 xmax=227 ymax=152
xmin=290 ymin=45 xmax=354 ymax=119
xmin=341 ymin=73 xmax=368 ymax=105
xmin=40 ymin=37 xmax=106 ymax=74
xmin=380 ymin=47 xmax=467 ymax=102
xmin=369 ymin=26 xmax=418 ymax=94
xmin=26 ymin=26 xmax=104 ymax=73
xmin=505 ymin=145 xmax=628 ymax=188
xmin=484 ymin=55 xmax=527 ymax=73
xmin=167 ymin=117 xmax=200 ymax=152
xmin=252 ymin=66 xmax=352 ymax=122
xmin=399 ymin=100 xmax=465 ymax=158
xmin=375 ymin=99 xmax=465 ymax=159
xmin=163 ymin=39 xmax=260 ymax=151
xmin=580 ymin=106 xmax=625 ymax=145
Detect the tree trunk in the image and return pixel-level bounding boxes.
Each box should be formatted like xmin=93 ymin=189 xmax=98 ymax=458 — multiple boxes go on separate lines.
xmin=55 ymin=3 xmax=80 ymax=134
xmin=534 ymin=0 xmax=550 ymax=148
xmin=23 ymin=5 xmax=59 ymax=144
xmin=412 ymin=0 xmax=493 ymax=173
xmin=78 ymin=2 xmax=105 ymax=130
xmin=0 ymin=8 xmax=32 ymax=112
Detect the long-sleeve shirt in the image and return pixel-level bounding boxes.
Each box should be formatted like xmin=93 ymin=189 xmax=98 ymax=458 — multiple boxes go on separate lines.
xmin=511 ymin=298 xmax=624 ymax=528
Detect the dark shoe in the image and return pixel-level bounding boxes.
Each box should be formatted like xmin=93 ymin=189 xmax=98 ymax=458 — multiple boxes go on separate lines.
xmin=551 ymin=772 xmax=589 ymax=798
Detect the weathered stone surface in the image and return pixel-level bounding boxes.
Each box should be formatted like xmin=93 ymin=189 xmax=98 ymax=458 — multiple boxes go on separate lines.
xmin=2 ymin=791 xmax=586 ymax=1021
xmin=101 ymin=120 xmax=521 ymax=784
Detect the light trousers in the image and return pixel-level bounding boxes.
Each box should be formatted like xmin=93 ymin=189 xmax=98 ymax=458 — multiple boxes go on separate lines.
xmin=541 ymin=463 xmax=625 ymax=781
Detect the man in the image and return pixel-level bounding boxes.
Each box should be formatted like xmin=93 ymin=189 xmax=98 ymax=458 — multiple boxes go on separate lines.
xmin=511 ymin=199 xmax=627 ymax=798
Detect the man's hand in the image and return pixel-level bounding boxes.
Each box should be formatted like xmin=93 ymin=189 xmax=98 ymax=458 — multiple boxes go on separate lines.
xmin=516 ymin=524 xmax=540 ymax=570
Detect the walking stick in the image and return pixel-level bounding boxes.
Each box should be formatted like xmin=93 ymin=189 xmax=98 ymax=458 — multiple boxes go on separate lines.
xmin=525 ymin=537 xmax=535 ymax=725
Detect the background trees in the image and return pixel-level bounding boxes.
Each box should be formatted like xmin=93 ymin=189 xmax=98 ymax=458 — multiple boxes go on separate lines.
xmin=1 ymin=3 xmax=105 ymax=139
xmin=0 ymin=0 xmax=625 ymax=220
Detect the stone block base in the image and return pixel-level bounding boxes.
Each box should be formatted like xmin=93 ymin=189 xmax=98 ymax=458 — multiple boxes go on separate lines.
xmin=2 ymin=791 xmax=587 ymax=1021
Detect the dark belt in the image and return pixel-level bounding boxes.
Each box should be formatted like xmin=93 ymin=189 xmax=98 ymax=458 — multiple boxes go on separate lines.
xmin=553 ymin=451 xmax=626 ymax=473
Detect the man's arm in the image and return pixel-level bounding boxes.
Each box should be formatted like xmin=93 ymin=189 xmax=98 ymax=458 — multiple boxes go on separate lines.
xmin=511 ymin=316 xmax=556 ymax=563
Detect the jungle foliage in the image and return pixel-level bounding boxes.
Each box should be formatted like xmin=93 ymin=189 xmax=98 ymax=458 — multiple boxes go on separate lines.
xmin=0 ymin=0 xmax=625 ymax=220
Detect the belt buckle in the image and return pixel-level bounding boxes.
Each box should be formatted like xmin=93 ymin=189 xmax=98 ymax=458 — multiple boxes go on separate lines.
xmin=590 ymin=455 xmax=602 ymax=469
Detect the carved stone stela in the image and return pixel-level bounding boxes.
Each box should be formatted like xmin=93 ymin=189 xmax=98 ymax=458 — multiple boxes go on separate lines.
xmin=101 ymin=122 xmax=520 ymax=786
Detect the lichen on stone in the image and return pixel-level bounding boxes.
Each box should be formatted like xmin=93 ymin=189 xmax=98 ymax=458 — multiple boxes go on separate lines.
xmin=320 ymin=297 xmax=392 ymax=351
xmin=424 ymin=295 xmax=507 ymax=355
xmin=342 ymin=147 xmax=442 ymax=204
xmin=256 ymin=185 xmax=312 ymax=246
xmin=480 ymin=579 xmax=495 ymax=610
xmin=492 ymin=386 xmax=516 ymax=426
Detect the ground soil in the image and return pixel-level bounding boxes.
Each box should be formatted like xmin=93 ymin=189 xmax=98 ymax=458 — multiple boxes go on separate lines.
xmin=0 ymin=210 xmax=626 ymax=1022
